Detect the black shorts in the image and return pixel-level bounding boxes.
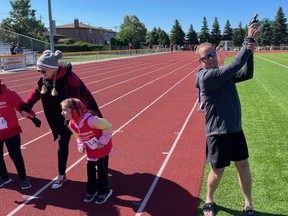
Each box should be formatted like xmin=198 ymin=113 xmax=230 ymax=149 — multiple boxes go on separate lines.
xmin=206 ymin=130 xmax=249 ymax=168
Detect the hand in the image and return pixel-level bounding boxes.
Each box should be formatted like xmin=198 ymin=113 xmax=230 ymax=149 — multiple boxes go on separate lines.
xmin=21 ymin=110 xmax=33 ymax=118
xmin=248 ymin=23 xmax=260 ymax=42
xmin=97 ymin=142 xmax=104 ymax=149
xmin=78 ymin=146 xmax=85 ymax=153
xmin=76 ymin=139 xmax=86 ymax=153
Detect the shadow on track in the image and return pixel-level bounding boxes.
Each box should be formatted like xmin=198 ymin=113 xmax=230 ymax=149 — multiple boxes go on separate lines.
xmin=7 ymin=169 xmax=199 ymax=215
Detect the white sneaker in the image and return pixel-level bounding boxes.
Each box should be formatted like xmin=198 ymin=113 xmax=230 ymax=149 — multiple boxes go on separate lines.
xmin=51 ymin=175 xmax=67 ymax=189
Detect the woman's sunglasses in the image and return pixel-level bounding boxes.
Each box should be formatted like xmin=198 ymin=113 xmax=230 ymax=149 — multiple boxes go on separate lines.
xmin=199 ymin=51 xmax=217 ymax=61
xmin=37 ymin=70 xmax=46 ymax=74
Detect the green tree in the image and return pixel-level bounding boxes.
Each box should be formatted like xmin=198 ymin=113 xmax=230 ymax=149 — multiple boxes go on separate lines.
xmin=0 ymin=0 xmax=46 ymax=40
xmin=222 ymin=20 xmax=233 ymax=41
xmin=157 ymin=28 xmax=170 ymax=47
xmin=146 ymin=27 xmax=159 ymax=45
xmin=233 ymin=22 xmax=245 ymax=46
xmin=170 ymin=19 xmax=185 ymax=46
xmin=116 ymin=15 xmax=147 ymax=49
xmin=259 ymin=19 xmax=273 ymax=46
xmin=210 ymin=17 xmax=221 ymax=47
xmin=186 ymin=24 xmax=198 ymax=45
xmin=198 ymin=16 xmax=210 ymax=43
xmin=272 ymin=7 xmax=287 ymax=46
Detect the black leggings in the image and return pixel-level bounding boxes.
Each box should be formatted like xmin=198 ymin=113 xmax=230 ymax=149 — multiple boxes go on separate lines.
xmin=86 ymin=155 xmax=110 ymax=195
xmin=0 ymin=134 xmax=27 ymax=180
xmin=57 ymin=129 xmax=71 ymax=175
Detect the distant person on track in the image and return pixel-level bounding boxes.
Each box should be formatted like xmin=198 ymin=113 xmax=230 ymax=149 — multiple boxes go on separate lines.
xmin=0 ymin=79 xmax=40 ymax=190
xmin=14 ymin=43 xmax=23 ymax=54
xmin=195 ymin=22 xmax=260 ymax=216
xmin=61 ymin=98 xmax=113 ymax=204
xmin=10 ymin=42 xmax=16 ymax=55
xmin=22 ymin=50 xmax=103 ymax=190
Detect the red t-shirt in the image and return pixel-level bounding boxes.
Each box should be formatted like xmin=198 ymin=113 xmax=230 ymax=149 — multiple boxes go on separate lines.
xmin=0 ymin=86 xmax=23 ymax=140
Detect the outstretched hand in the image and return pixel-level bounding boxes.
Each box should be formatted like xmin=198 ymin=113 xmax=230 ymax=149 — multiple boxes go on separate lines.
xmin=248 ymin=23 xmax=260 ymax=42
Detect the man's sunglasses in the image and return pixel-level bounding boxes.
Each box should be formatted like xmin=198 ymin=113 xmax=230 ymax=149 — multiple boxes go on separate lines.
xmin=37 ymin=70 xmax=46 ymax=74
xmin=199 ymin=51 xmax=217 ymax=61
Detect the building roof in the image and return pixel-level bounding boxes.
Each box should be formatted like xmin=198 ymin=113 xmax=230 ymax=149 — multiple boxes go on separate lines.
xmin=57 ymin=22 xmax=115 ymax=33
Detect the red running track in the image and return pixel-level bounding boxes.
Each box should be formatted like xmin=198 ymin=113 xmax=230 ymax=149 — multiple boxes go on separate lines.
xmin=0 ymin=51 xmax=224 ymax=216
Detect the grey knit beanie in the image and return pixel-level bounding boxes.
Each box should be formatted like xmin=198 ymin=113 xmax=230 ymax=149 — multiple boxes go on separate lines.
xmin=36 ymin=50 xmax=63 ymax=70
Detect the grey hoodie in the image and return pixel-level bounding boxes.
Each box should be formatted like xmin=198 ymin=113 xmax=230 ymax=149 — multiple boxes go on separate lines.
xmin=195 ymin=46 xmax=254 ymax=137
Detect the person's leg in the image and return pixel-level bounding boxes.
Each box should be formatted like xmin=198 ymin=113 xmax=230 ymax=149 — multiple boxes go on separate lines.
xmin=232 ymin=131 xmax=253 ymax=210
xmin=87 ymin=160 xmax=97 ymax=194
xmin=95 ymin=155 xmax=112 ymax=204
xmin=204 ymin=134 xmax=231 ymax=216
xmin=0 ymin=140 xmax=9 ymax=180
xmin=83 ymin=160 xmax=98 ymax=202
xmin=96 ymin=155 xmax=110 ymax=195
xmin=57 ymin=131 xmax=71 ymax=175
xmin=51 ymin=130 xmax=71 ymax=189
xmin=234 ymin=159 xmax=253 ymax=209
xmin=205 ymin=166 xmax=225 ymax=203
xmin=5 ymin=134 xmax=26 ymax=179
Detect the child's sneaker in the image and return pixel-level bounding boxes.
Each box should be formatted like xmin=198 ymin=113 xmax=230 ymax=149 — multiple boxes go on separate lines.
xmin=20 ymin=177 xmax=31 ymax=189
xmin=95 ymin=190 xmax=112 ymax=204
xmin=83 ymin=192 xmax=98 ymax=202
xmin=51 ymin=175 xmax=67 ymax=189
xmin=0 ymin=177 xmax=12 ymax=188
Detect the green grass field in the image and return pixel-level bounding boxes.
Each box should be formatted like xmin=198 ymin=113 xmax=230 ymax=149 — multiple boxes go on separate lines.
xmin=197 ymin=52 xmax=288 ymax=216
xmin=61 ymin=53 xmax=130 ymax=62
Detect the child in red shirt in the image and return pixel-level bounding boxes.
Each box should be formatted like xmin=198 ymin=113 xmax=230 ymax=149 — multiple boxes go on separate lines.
xmin=61 ymin=98 xmax=113 ymax=204
xmin=0 ymin=79 xmax=40 ymax=189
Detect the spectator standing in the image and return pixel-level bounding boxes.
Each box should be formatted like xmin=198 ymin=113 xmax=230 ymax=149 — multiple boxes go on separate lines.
xmin=14 ymin=43 xmax=23 ymax=54
xmin=10 ymin=42 xmax=16 ymax=55
xmin=22 ymin=50 xmax=103 ymax=190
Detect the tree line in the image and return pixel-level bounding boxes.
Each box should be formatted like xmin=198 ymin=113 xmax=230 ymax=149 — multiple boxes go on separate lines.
xmin=1 ymin=0 xmax=287 ymax=50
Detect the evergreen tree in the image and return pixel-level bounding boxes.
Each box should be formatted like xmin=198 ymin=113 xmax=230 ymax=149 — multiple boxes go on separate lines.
xmin=210 ymin=17 xmax=222 ymax=47
xmin=259 ymin=19 xmax=273 ymax=46
xmin=146 ymin=27 xmax=159 ymax=45
xmin=222 ymin=20 xmax=233 ymax=41
xmin=170 ymin=19 xmax=185 ymax=46
xmin=0 ymin=0 xmax=46 ymax=40
xmin=198 ymin=17 xmax=210 ymax=43
xmin=186 ymin=24 xmax=198 ymax=45
xmin=233 ymin=22 xmax=245 ymax=46
xmin=272 ymin=7 xmax=287 ymax=46
xmin=158 ymin=28 xmax=170 ymax=47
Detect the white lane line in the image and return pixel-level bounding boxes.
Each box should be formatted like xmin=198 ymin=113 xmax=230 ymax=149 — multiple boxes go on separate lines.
xmin=256 ymin=55 xmax=288 ymax=69
xmin=3 ymin=131 xmax=51 ymax=156
xmin=135 ymin=99 xmax=198 ymax=215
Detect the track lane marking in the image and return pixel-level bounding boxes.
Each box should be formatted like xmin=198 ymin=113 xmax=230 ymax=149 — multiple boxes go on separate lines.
xmin=135 ymin=99 xmax=198 ymax=215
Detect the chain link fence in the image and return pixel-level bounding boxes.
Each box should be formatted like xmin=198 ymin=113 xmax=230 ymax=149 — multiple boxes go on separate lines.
xmin=0 ymin=27 xmax=50 ymax=54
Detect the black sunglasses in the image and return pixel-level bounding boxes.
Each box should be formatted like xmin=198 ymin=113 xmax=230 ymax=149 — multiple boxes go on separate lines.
xmin=199 ymin=51 xmax=217 ymax=61
xmin=37 ymin=70 xmax=46 ymax=74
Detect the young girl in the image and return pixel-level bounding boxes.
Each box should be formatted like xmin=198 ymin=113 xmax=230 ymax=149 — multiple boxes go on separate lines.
xmin=61 ymin=98 xmax=113 ymax=204
xmin=0 ymin=79 xmax=40 ymax=189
